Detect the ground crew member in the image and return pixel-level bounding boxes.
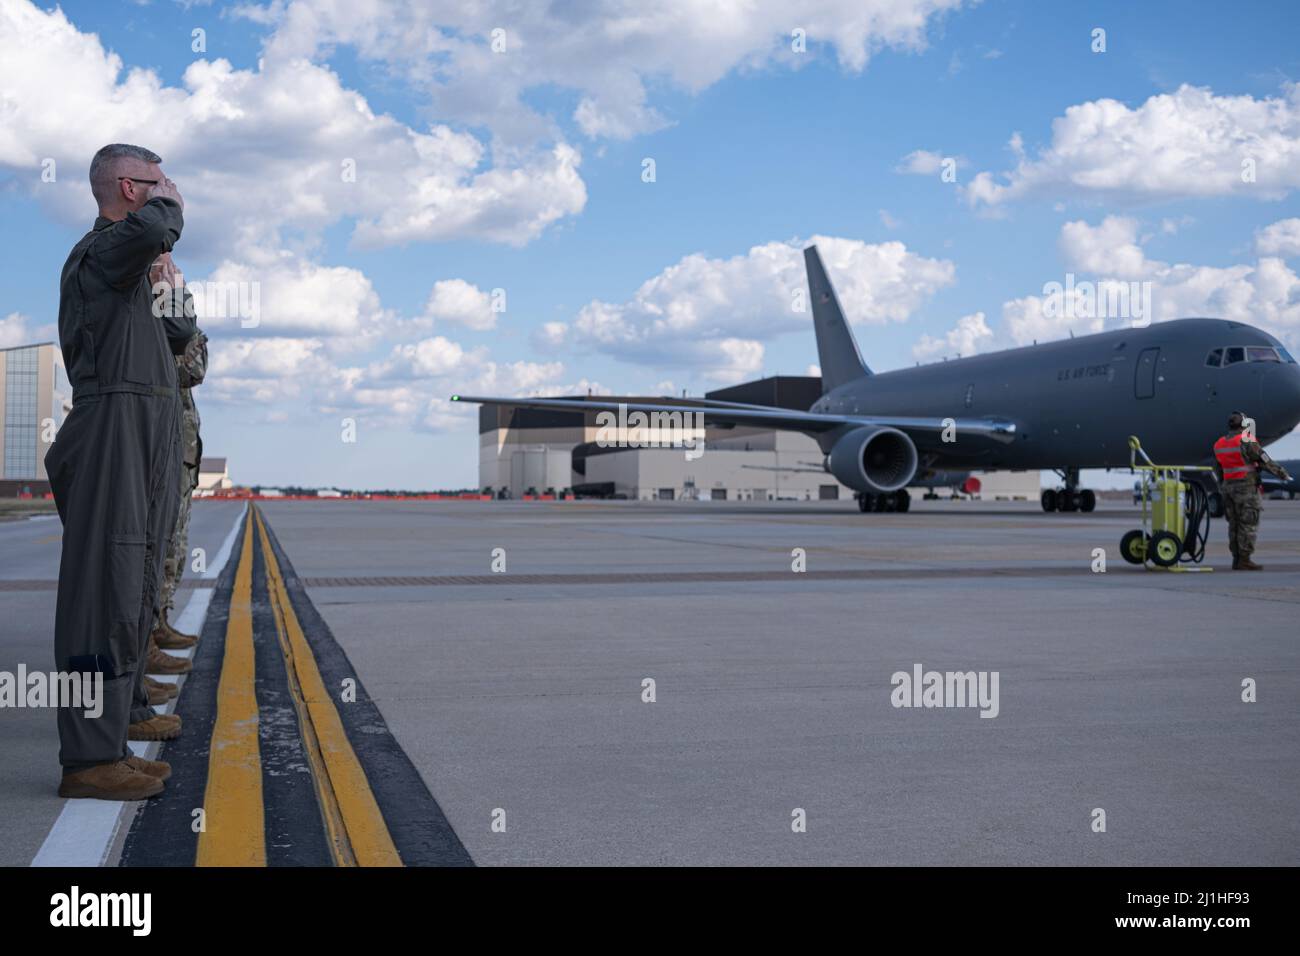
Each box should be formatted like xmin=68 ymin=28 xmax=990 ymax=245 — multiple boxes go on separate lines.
xmin=44 ymin=144 xmax=193 ymax=801
xmin=1212 ymin=410 xmax=1292 ymax=570
xmin=144 ymin=323 xmax=207 ymax=699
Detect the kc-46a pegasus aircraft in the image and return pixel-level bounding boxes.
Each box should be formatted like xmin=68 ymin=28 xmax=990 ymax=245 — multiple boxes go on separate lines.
xmin=454 ymin=246 xmax=1300 ymax=514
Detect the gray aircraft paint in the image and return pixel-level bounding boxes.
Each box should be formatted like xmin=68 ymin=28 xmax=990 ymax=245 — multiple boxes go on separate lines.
xmin=453 ymin=245 xmax=1300 ymax=488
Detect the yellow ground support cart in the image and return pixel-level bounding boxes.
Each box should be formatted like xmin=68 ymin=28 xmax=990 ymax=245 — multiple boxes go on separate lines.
xmin=1120 ymin=436 xmax=1215 ymax=571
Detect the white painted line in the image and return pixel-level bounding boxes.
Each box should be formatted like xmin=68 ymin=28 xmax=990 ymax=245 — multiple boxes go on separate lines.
xmin=203 ymin=502 xmax=246 ymax=580
xmin=31 ymin=502 xmax=247 ymax=868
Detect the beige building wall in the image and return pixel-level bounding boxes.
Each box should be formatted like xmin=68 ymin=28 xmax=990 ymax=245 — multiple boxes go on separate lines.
xmin=478 ymin=405 xmax=1044 ymax=502
xmin=586 ymin=444 xmax=847 ymax=501
xmin=971 ymin=470 xmax=1042 ymax=500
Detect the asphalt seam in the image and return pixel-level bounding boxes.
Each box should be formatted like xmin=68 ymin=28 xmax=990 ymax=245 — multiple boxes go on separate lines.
xmin=253 ymin=505 xmax=403 ymax=867
xmin=257 ymin=511 xmax=475 ymax=867
xmin=295 ymin=563 xmax=1300 ymax=587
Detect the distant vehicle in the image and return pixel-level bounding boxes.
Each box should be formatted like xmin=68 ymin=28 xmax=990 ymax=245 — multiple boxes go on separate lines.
xmin=1260 ymin=459 xmax=1300 ymax=499
xmin=455 ymin=247 xmax=1300 ymax=516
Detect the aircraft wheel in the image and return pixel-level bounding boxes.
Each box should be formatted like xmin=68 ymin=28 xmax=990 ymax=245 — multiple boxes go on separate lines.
xmin=1149 ymin=531 xmax=1182 ymax=567
xmin=1119 ymin=529 xmax=1148 ymax=564
xmin=1080 ymin=489 xmax=1097 ymax=512
xmin=1207 ymin=491 xmax=1224 ymax=518
xmin=1059 ymin=491 xmax=1079 ymax=512
xmin=1041 ymin=489 xmax=1058 ymax=512
xmin=858 ymin=493 xmax=874 ymax=513
xmin=895 ymin=489 xmax=911 ymax=512
xmin=873 ymin=494 xmax=888 ymax=513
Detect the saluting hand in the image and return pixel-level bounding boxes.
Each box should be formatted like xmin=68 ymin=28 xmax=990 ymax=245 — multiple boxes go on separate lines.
xmin=145 ymin=176 xmax=184 ymax=211
xmin=149 ymin=252 xmax=183 ymax=290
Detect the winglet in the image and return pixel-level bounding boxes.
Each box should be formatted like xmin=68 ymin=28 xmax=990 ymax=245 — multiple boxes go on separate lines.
xmin=804 ymin=245 xmax=871 ymax=392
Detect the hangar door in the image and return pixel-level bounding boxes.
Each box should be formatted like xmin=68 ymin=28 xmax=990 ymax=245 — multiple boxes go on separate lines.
xmin=510 ymin=445 xmax=549 ymax=494
xmin=1134 ymin=347 xmax=1160 ymax=399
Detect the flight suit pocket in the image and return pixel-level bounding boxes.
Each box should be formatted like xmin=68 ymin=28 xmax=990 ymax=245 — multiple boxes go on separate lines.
xmin=108 ymin=533 xmax=148 ymax=624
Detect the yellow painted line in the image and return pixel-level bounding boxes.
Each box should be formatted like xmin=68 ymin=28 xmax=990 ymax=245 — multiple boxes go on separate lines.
xmin=253 ymin=506 xmax=402 ymax=867
xmin=254 ymin=509 xmax=356 ymax=867
xmin=195 ymin=508 xmax=265 ymax=867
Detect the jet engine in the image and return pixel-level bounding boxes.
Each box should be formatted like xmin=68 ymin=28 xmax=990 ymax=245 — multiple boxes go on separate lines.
xmin=826 ymin=426 xmax=919 ymax=493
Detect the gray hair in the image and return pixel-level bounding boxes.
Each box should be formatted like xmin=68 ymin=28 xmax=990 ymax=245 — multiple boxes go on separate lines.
xmin=89 ymin=143 xmax=162 ymax=205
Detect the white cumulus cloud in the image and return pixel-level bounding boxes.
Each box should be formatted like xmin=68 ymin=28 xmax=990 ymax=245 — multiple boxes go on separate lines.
xmin=966 ymin=84 xmax=1300 ymax=208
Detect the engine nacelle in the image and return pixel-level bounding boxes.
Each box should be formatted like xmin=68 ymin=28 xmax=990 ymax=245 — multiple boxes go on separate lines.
xmin=826 ymin=426 xmax=919 ymax=493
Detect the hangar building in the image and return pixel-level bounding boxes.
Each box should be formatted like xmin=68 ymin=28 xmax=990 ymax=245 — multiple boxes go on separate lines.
xmin=477 ymin=376 xmax=1041 ymax=501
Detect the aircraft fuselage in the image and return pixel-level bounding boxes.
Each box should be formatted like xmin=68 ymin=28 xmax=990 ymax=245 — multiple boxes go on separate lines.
xmin=810 ymin=318 xmax=1300 ymax=471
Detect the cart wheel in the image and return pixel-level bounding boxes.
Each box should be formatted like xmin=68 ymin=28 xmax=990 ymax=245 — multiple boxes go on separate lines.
xmin=1207 ymin=491 xmax=1224 ymax=518
xmin=1120 ymin=529 xmax=1147 ymax=564
xmin=1149 ymin=531 xmax=1182 ymax=567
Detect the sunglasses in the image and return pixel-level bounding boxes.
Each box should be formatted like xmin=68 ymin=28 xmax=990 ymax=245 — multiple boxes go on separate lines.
xmin=118 ymin=177 xmax=160 ymax=185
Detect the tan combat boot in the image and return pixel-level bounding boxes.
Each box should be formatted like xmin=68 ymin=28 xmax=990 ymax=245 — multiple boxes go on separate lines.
xmin=155 ymin=609 xmax=198 ymax=650
xmin=146 ymin=635 xmax=192 ymax=675
xmin=58 ymin=760 xmax=163 ymax=801
xmin=144 ymin=675 xmax=178 ymax=704
xmin=1238 ymin=556 xmax=1263 ymax=570
xmin=144 ymin=679 xmax=169 ymax=706
xmin=128 ymin=713 xmax=183 ymax=741
xmin=125 ymin=754 xmax=172 ymax=782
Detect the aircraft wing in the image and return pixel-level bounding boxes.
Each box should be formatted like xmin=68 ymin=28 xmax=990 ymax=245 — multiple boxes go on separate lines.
xmin=450 ymin=394 xmax=1017 ymax=446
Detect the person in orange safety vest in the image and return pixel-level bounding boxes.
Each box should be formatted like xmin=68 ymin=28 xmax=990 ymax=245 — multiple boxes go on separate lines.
xmin=1212 ymin=411 xmax=1291 ymax=569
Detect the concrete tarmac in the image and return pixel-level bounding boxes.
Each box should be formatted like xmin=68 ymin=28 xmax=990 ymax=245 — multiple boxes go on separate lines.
xmin=3 ymin=496 xmax=1297 ymax=865
xmin=252 ymin=497 xmax=1300 ymax=866
xmin=0 ymin=500 xmax=245 ymax=866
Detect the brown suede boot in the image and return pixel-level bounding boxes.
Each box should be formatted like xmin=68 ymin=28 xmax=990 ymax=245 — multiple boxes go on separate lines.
xmin=125 ymin=754 xmax=172 ymax=782
xmin=1238 ymin=557 xmax=1263 ymax=570
xmin=155 ymin=610 xmax=198 ymax=650
xmin=144 ymin=675 xmax=178 ymax=704
xmin=128 ymin=713 xmax=183 ymax=741
xmin=144 ymin=678 xmax=170 ymax=706
xmin=58 ymin=760 xmax=163 ymax=801
xmin=146 ymin=636 xmax=192 ymax=675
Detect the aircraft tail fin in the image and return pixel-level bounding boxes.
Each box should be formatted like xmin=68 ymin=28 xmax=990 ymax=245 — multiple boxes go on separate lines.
xmin=804 ymin=245 xmax=871 ymax=393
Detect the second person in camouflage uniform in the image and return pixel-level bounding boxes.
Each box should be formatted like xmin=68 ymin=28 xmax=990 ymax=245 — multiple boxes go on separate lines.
xmin=143 ymin=322 xmax=207 ymax=697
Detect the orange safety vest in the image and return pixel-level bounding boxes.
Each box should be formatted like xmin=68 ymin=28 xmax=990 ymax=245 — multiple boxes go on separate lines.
xmin=1214 ymin=433 xmax=1256 ymax=482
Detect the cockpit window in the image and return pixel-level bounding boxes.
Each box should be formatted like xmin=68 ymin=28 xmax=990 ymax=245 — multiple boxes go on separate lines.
xmin=1278 ymin=346 xmax=1298 ymax=364
xmin=1248 ymin=346 xmax=1281 ymax=362
xmin=1205 ymin=348 xmax=1223 ymax=367
xmin=1223 ymin=347 xmax=1246 ymax=365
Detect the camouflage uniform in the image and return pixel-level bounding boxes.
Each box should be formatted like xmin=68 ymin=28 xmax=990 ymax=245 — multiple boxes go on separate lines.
xmin=156 ymin=331 xmax=206 ymax=624
xmin=1221 ymin=478 xmax=1262 ymax=559
xmin=1213 ymin=425 xmax=1290 ymax=564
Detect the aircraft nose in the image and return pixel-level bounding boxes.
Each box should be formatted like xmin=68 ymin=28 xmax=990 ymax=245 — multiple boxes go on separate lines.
xmin=1264 ymin=363 xmax=1300 ymax=428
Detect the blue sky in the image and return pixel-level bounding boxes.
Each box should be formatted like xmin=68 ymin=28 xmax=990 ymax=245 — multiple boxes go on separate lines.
xmin=2 ymin=0 xmax=1299 ymax=489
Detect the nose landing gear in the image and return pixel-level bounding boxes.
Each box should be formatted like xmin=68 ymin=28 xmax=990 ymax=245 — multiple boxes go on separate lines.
xmin=1041 ymin=468 xmax=1097 ymax=513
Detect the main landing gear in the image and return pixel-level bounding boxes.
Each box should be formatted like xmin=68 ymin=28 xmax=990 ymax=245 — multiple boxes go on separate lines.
xmin=1041 ymin=467 xmax=1096 ymax=513
xmin=857 ymin=489 xmax=911 ymax=513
